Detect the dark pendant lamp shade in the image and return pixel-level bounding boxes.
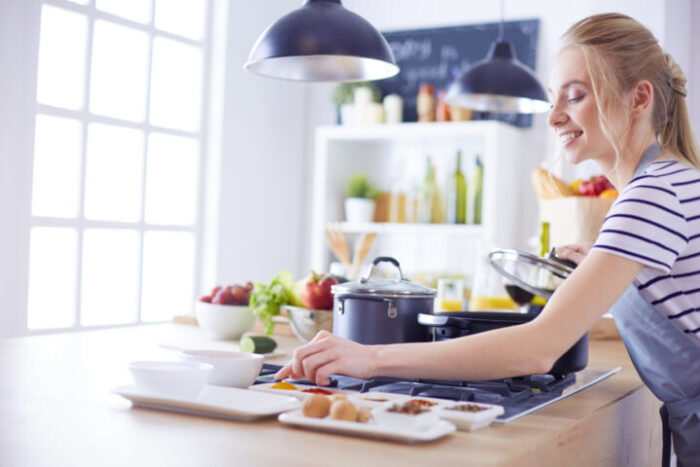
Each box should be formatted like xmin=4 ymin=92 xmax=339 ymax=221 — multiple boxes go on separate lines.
xmin=446 ymin=41 xmax=550 ymax=114
xmin=244 ymin=0 xmax=399 ymax=82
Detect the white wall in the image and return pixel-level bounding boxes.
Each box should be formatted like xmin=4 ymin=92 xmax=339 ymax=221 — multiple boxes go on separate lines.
xmin=218 ymin=0 xmax=697 ymax=285
xmin=215 ymin=0 xmax=312 ymax=286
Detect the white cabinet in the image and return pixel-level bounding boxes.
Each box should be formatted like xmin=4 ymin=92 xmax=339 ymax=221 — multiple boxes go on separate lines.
xmin=310 ymin=121 xmax=537 ymax=279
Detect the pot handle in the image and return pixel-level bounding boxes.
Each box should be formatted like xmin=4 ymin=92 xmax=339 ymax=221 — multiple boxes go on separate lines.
xmin=335 ymin=295 xmax=398 ymax=319
xmin=417 ymin=313 xmax=472 ymax=330
xmin=361 ymin=256 xmax=405 ymax=283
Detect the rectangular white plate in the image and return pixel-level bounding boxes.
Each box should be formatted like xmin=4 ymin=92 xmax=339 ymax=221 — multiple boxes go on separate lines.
xmin=278 ymin=410 xmax=456 ymax=443
xmin=115 ymin=385 xmax=300 ymax=421
xmin=249 ymin=382 xmax=352 ymax=400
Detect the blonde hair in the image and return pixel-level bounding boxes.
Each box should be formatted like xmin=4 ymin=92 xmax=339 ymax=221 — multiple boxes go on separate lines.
xmin=561 ymin=13 xmax=699 ymax=168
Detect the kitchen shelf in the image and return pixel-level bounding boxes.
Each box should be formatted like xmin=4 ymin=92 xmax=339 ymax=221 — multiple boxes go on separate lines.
xmin=310 ymin=120 xmax=539 ymax=276
xmin=336 ymin=222 xmax=484 ymax=235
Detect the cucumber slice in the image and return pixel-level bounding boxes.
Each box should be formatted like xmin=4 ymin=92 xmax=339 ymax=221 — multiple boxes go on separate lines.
xmin=240 ymin=335 xmax=277 ymax=354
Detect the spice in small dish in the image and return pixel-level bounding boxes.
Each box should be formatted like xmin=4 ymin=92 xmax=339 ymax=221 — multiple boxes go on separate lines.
xmin=270 ymin=381 xmax=298 ymax=390
xmin=302 ymin=388 xmax=334 ymax=395
xmin=407 ymin=399 xmax=439 ymax=407
xmin=446 ymin=403 xmax=489 ymax=413
xmin=386 ymin=403 xmax=430 ymax=415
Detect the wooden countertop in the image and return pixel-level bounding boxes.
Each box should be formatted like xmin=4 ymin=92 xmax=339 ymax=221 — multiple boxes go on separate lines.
xmin=0 ymin=323 xmax=661 ymax=467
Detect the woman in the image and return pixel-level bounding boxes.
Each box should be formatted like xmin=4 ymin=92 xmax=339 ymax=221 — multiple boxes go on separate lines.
xmin=276 ymin=14 xmax=700 ymax=465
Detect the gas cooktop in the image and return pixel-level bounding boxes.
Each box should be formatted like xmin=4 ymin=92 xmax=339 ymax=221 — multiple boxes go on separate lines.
xmin=255 ymin=365 xmax=620 ymax=423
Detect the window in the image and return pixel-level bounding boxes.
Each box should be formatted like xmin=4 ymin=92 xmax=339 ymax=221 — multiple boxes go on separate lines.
xmin=27 ymin=0 xmax=211 ymax=331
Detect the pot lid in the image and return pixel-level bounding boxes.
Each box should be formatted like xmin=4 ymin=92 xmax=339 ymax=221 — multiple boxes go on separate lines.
xmin=488 ymin=248 xmax=576 ymax=300
xmin=332 ymin=256 xmax=436 ymax=298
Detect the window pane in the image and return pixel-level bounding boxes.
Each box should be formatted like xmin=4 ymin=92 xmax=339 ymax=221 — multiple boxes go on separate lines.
xmin=36 ymin=5 xmax=88 ymax=110
xmin=149 ymin=37 xmax=202 ymax=132
xmin=145 ymin=133 xmax=199 ymax=225
xmin=154 ymin=0 xmax=207 ymax=40
xmin=90 ymin=20 xmax=150 ymax=122
xmin=31 ymin=115 xmax=82 ymax=218
xmin=96 ymin=0 xmax=152 ymax=24
xmin=84 ymin=123 xmax=144 ymax=222
xmin=81 ymin=229 xmax=140 ymax=326
xmin=28 ymin=227 xmax=78 ymax=330
xmin=141 ymin=231 xmax=195 ymax=321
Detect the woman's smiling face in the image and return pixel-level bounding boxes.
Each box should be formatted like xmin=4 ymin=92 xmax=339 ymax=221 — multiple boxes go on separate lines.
xmin=548 ymin=48 xmax=616 ymax=165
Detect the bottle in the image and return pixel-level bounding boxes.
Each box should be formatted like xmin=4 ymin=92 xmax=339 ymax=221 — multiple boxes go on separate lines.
xmin=447 ymin=151 xmax=467 ymax=224
xmin=417 ymin=157 xmax=435 ymax=223
xmin=436 ymin=90 xmax=451 ymax=122
xmin=539 ymin=221 xmax=550 ymax=256
xmin=417 ymin=83 xmax=435 ymax=122
xmin=469 ymin=155 xmax=483 ymax=224
xmin=405 ymin=178 xmax=419 ymax=223
xmin=383 ymin=94 xmax=403 ymax=124
xmin=388 ymin=168 xmax=406 ymax=223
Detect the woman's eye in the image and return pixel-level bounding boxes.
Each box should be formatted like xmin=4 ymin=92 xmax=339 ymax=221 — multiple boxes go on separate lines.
xmin=567 ymin=95 xmax=584 ymax=104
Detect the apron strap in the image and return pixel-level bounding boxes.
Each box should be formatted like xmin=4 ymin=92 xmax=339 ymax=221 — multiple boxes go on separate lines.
xmin=660 ymin=404 xmax=671 ymax=467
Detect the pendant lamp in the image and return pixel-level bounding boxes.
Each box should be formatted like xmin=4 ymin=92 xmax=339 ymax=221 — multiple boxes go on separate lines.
xmin=244 ymin=0 xmax=399 ymax=82
xmin=445 ymin=3 xmax=549 ymax=113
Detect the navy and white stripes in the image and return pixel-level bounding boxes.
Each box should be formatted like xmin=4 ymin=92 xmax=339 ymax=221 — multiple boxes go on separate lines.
xmin=594 ymin=160 xmax=700 ymax=340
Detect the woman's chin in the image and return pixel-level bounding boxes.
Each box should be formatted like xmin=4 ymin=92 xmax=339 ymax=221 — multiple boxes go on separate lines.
xmin=564 ymin=149 xmax=586 ymax=165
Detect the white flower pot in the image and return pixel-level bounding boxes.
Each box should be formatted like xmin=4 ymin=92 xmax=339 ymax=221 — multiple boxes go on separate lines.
xmin=345 ymin=198 xmax=375 ymax=223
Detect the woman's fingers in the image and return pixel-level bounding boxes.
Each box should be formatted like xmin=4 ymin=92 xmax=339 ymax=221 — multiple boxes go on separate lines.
xmin=556 ymin=243 xmax=593 ymax=265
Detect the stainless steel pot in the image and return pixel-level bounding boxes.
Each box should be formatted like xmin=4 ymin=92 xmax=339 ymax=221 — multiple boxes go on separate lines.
xmin=332 ymin=256 xmax=436 ymax=345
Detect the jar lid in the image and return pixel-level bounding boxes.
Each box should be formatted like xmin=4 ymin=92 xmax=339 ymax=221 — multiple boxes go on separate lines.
xmin=331 ymin=256 xmax=436 ymax=298
xmin=488 ymin=248 xmax=575 ymax=299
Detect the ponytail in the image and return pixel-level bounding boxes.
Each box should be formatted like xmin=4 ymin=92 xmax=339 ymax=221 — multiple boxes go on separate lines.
xmin=659 ymin=54 xmax=700 ymax=168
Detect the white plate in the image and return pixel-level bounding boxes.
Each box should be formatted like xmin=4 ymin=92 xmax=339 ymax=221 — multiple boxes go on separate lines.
xmin=278 ymin=410 xmax=456 ymax=443
xmin=249 ymin=382 xmax=352 ymax=400
xmin=114 ymin=384 xmax=300 ymax=421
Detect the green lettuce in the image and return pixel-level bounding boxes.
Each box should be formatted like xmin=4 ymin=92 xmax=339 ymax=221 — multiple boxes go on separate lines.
xmin=249 ymin=270 xmax=294 ymax=335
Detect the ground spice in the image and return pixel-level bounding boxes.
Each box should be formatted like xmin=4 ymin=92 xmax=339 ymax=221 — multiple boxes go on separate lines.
xmin=270 ymin=381 xmax=298 ymax=390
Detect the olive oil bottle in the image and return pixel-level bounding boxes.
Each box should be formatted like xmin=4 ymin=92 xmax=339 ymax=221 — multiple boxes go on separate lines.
xmin=447 ymin=151 xmax=467 ymax=224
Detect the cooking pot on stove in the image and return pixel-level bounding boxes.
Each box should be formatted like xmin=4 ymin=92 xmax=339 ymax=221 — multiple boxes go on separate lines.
xmin=419 ymin=248 xmax=588 ymax=377
xmin=332 ymin=256 xmax=436 ymax=345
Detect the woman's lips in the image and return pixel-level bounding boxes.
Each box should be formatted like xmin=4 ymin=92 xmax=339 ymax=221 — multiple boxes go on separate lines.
xmin=560 ymin=131 xmax=583 ymax=148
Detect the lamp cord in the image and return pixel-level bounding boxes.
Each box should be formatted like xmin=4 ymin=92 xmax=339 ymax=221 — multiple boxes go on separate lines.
xmin=498 ymin=0 xmax=505 ymax=42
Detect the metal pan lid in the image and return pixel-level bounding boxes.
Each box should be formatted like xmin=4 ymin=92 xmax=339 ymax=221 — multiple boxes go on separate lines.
xmin=488 ymin=248 xmax=576 ymax=299
xmin=331 ymin=256 xmax=436 ymax=298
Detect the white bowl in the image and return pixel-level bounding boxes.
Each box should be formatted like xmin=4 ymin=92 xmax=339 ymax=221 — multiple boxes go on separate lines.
xmin=179 ymin=350 xmax=264 ymax=388
xmin=194 ymin=301 xmax=256 ymax=339
xmin=128 ymin=361 xmax=213 ymax=399
xmin=371 ymin=401 xmax=441 ymax=431
xmin=439 ymin=402 xmax=504 ymax=431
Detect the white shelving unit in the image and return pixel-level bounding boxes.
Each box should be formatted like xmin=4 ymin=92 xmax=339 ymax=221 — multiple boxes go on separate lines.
xmin=310 ymin=121 xmax=537 ymax=279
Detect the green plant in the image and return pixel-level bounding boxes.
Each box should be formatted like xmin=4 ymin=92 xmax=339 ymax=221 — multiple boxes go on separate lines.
xmin=347 ymin=174 xmax=378 ymax=200
xmin=332 ymin=82 xmax=382 ymax=107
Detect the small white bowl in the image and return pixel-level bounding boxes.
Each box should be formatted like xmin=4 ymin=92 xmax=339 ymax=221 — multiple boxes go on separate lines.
xmin=439 ymin=402 xmax=504 ymax=431
xmin=371 ymin=401 xmax=441 ymax=431
xmin=128 ymin=361 xmax=213 ymax=399
xmin=194 ymin=301 xmax=256 ymax=339
xmin=179 ymin=350 xmax=264 ymax=388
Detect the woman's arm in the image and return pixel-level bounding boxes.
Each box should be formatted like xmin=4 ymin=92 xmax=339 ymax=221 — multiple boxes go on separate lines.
xmin=276 ymin=250 xmax=643 ymax=385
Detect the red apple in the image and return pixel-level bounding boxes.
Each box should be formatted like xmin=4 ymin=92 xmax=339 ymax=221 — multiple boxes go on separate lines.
xmin=200 ymin=295 xmax=212 ymax=303
xmin=212 ymin=287 xmax=234 ymax=305
xmin=298 ymin=272 xmax=338 ymax=310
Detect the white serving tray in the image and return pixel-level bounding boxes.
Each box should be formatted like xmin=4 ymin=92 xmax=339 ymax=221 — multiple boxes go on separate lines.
xmin=115 ymin=385 xmax=300 ymax=421
xmin=278 ymin=410 xmax=456 ymax=443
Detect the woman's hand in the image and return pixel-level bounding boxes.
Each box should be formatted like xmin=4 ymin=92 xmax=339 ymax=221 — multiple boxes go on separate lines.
xmin=274 ymin=331 xmax=377 ymax=386
xmin=555 ymin=243 xmax=593 ymax=265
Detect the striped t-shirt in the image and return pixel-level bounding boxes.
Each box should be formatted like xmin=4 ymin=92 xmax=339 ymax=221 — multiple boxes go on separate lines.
xmin=593 ymin=160 xmax=700 ymax=341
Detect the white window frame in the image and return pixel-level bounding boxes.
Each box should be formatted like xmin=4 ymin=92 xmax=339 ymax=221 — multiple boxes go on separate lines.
xmin=0 ymin=0 xmax=226 ymax=337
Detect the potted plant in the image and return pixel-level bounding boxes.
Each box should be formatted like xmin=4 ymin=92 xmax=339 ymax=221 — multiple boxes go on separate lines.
xmin=345 ymin=174 xmax=378 ymax=223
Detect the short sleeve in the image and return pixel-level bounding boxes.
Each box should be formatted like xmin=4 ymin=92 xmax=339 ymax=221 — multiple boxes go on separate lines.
xmin=593 ymin=175 xmax=688 ymax=273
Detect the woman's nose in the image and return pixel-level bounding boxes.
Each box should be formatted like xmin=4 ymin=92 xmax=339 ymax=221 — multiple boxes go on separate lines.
xmin=547 ymin=100 xmax=567 ymax=128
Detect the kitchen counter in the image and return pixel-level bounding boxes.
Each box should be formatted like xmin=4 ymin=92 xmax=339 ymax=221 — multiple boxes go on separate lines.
xmin=0 ymin=323 xmax=661 ymax=467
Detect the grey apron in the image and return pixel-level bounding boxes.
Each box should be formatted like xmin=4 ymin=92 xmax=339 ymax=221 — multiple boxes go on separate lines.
xmin=608 ymin=142 xmax=700 ymax=467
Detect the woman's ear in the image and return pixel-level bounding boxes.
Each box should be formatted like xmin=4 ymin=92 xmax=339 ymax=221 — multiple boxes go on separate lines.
xmin=630 ymin=80 xmax=654 ymax=117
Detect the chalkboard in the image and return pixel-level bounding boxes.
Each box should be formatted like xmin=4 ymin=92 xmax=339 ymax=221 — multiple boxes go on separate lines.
xmin=376 ymin=20 xmax=540 ymax=128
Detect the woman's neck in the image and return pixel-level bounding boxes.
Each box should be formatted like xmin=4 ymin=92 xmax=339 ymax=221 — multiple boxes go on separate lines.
xmin=598 ymin=128 xmax=658 ymax=190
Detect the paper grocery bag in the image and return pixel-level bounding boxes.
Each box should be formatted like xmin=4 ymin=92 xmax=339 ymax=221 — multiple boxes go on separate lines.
xmin=538 ymin=197 xmax=616 ymax=247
